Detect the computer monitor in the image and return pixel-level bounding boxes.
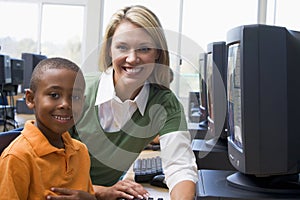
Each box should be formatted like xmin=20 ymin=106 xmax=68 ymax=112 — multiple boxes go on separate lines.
xmin=205 ymin=41 xmax=227 ymax=149
xmin=198 ymin=52 xmax=208 ymax=128
xmin=1 ymin=58 xmax=25 ymax=95
xmin=22 ymin=53 xmax=47 ymax=91
xmin=226 ymin=24 xmax=300 ymax=193
xmin=10 ymin=58 xmax=24 ymax=85
xmin=188 ymin=91 xmax=202 ymax=123
xmin=0 ymin=54 xmax=12 ymax=85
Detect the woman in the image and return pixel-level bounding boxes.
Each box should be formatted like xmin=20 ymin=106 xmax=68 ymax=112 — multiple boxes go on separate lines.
xmin=71 ymin=5 xmax=198 ymax=200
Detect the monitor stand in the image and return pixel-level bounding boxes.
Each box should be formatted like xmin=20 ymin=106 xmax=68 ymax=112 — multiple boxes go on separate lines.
xmin=227 ymin=172 xmax=300 ymax=194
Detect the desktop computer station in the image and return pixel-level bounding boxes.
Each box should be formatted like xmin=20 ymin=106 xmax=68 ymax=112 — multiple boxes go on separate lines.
xmin=193 ymin=24 xmax=300 ymax=199
xmin=0 ymin=53 xmax=47 ymax=130
xmin=0 ymin=54 xmax=22 ymax=130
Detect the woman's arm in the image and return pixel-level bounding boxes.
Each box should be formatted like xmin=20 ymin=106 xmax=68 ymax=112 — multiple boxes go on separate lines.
xmin=170 ymin=180 xmax=196 ymax=200
xmin=159 ymin=131 xmax=198 ymax=200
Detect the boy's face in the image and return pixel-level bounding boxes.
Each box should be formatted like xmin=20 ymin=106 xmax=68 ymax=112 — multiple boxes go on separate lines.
xmin=26 ymin=68 xmax=85 ymax=137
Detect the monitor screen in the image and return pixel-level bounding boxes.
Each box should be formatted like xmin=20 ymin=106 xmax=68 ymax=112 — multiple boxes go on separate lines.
xmin=227 ymin=43 xmax=242 ymax=149
xmin=226 ymin=24 xmax=300 ymax=193
xmin=206 ymin=52 xmax=213 ymax=126
xmin=205 ymin=42 xmax=227 ymax=148
xmin=198 ymin=52 xmax=208 ymax=127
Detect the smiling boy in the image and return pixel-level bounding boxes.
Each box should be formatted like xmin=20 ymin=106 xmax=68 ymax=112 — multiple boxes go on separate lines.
xmin=0 ymin=57 xmax=96 ymax=200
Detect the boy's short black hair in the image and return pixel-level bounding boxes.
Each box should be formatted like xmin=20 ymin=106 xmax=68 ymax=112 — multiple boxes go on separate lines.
xmin=30 ymin=57 xmax=84 ymax=92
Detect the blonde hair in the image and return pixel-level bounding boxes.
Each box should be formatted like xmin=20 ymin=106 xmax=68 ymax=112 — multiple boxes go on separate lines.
xmin=99 ymin=5 xmax=170 ymax=88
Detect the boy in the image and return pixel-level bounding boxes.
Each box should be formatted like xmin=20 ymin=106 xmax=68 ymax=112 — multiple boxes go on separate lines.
xmin=0 ymin=57 xmax=96 ymax=200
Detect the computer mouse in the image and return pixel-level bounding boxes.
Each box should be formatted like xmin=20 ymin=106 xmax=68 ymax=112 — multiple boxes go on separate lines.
xmin=150 ymin=174 xmax=168 ymax=189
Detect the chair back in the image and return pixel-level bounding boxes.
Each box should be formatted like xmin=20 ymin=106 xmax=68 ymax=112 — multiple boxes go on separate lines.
xmin=0 ymin=129 xmax=22 ymax=154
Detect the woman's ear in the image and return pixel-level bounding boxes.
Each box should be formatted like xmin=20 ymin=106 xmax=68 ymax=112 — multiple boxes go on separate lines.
xmin=25 ymin=89 xmax=35 ymax=110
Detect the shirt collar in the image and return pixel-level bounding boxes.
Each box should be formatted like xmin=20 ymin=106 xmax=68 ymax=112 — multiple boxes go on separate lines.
xmin=95 ymin=67 xmax=149 ymax=116
xmin=95 ymin=67 xmax=115 ymax=106
xmin=22 ymin=120 xmax=79 ymax=157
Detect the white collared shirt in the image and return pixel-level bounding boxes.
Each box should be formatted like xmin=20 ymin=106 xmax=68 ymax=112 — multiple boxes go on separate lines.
xmin=95 ymin=67 xmax=149 ymax=132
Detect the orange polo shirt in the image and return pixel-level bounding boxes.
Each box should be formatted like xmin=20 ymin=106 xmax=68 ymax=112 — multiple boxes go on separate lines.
xmin=0 ymin=120 xmax=94 ymax=199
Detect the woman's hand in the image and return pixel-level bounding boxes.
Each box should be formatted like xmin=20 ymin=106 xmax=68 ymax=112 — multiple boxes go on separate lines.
xmin=46 ymin=187 xmax=96 ymax=200
xmin=93 ymin=180 xmax=149 ymax=200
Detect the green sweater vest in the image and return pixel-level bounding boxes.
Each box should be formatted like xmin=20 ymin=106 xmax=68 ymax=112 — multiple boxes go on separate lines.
xmin=70 ymin=73 xmax=187 ymax=186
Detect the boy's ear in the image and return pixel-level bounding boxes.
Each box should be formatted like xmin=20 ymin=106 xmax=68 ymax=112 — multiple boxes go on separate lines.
xmin=25 ymin=89 xmax=35 ymax=109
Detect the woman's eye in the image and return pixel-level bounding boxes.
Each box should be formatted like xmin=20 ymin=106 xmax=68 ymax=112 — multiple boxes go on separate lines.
xmin=137 ymin=47 xmax=151 ymax=53
xmin=116 ymin=45 xmax=128 ymax=51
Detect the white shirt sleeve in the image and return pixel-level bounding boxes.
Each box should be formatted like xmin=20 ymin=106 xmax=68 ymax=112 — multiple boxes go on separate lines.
xmin=159 ymin=130 xmax=198 ymax=192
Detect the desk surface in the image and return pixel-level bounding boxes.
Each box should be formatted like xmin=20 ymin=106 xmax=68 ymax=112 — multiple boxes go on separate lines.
xmin=196 ymin=169 xmax=300 ymax=200
xmin=123 ymin=150 xmax=170 ymax=200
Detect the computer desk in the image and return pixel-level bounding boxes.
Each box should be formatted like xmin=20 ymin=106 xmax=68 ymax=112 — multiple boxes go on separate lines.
xmin=123 ymin=149 xmax=170 ymax=200
xmin=196 ymin=169 xmax=300 ymax=200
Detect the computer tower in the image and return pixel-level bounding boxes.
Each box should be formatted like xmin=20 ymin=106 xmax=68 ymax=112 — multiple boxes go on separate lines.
xmin=10 ymin=58 xmax=24 ymax=85
xmin=0 ymin=54 xmax=12 ymax=85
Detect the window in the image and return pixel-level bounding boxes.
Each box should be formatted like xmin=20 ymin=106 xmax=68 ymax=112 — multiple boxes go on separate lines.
xmin=0 ymin=1 xmax=84 ymax=66
xmin=41 ymin=4 xmax=84 ymax=65
xmin=273 ymin=0 xmax=300 ymax=31
xmin=0 ymin=2 xmax=39 ymax=58
xmin=180 ymin=0 xmax=257 ymax=110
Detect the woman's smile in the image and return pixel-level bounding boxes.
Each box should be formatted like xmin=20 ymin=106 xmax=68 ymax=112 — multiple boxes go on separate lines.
xmin=122 ymin=66 xmax=143 ymax=74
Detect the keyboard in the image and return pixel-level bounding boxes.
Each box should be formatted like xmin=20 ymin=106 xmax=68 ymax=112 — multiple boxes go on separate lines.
xmin=133 ymin=156 xmax=163 ymax=183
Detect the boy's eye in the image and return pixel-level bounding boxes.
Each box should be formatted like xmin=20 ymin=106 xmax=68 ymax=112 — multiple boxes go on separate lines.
xmin=49 ymin=93 xmax=59 ymax=98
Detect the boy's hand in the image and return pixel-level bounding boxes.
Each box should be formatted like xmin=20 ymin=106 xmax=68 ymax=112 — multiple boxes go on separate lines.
xmin=46 ymin=187 xmax=96 ymax=200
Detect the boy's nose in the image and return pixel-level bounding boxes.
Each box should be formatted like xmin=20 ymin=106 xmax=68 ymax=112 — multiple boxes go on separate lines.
xmin=59 ymin=98 xmax=71 ymax=109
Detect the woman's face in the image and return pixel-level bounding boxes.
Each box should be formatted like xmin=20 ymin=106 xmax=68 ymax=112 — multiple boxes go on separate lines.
xmin=110 ymin=21 xmax=159 ymax=90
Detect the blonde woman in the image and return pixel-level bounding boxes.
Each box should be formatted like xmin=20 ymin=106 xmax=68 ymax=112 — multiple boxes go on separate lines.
xmin=71 ymin=5 xmax=198 ymax=200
